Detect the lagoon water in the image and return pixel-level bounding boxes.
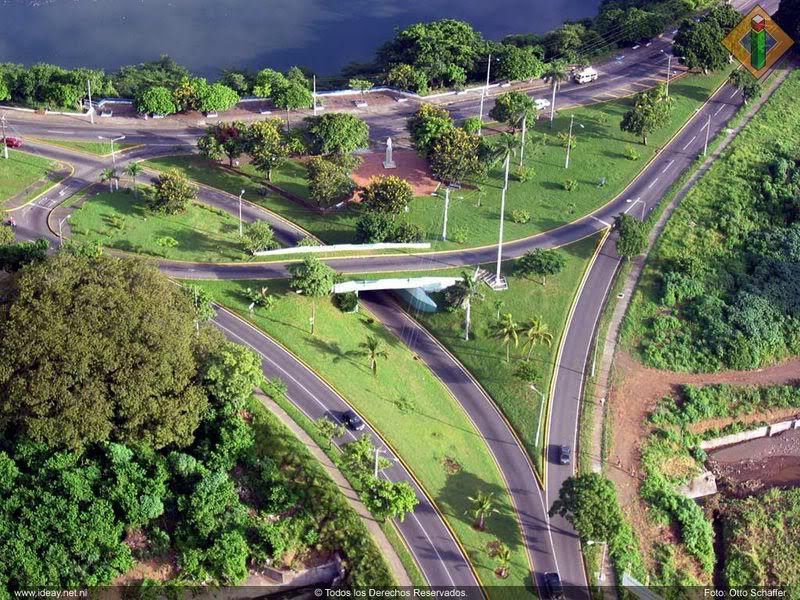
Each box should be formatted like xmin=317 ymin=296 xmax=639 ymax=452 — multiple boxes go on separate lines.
xmin=1 ymin=0 xmax=599 ymax=77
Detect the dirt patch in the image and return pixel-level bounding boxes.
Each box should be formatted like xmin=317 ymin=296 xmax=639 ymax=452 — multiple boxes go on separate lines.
xmin=606 ymin=351 xmax=800 ymax=573
xmin=352 ymin=150 xmax=439 ymax=197
xmin=112 ymin=553 xmax=176 ymax=585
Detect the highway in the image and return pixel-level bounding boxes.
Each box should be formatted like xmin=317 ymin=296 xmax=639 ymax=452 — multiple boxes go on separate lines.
xmin=3 ymin=0 xmax=785 ymax=587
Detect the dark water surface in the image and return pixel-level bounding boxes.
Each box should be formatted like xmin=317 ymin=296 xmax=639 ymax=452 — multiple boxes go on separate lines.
xmin=1 ymin=0 xmax=600 ymax=77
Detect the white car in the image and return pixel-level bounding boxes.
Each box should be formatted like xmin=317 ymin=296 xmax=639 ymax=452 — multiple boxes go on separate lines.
xmin=534 ymin=98 xmax=551 ymax=111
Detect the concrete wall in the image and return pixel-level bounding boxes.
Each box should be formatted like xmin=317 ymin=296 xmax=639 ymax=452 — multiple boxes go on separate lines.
xmin=700 ymin=418 xmax=800 ymax=450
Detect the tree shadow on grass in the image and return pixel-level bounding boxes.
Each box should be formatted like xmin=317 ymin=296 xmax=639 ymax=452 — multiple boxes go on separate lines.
xmin=305 ymin=336 xmax=370 ymax=372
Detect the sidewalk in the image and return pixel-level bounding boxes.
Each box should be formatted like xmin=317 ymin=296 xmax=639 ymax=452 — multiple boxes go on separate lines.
xmin=255 ymin=392 xmax=413 ymax=587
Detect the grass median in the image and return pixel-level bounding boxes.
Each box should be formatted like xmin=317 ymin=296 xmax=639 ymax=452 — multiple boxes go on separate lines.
xmin=0 ymin=150 xmax=58 ymax=207
xmin=190 ymin=278 xmax=531 ymax=588
xmin=32 ymin=138 xmax=137 ymax=156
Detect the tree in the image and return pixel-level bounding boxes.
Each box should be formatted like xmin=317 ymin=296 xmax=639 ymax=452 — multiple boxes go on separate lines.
xmin=446 ymin=272 xmax=484 ymax=341
xmin=113 ymin=55 xmax=189 ymax=98
xmin=316 ymin=417 xmax=346 ymax=449
xmin=491 ymin=313 xmax=520 ymax=362
xmin=363 ymin=478 xmax=418 ymax=522
xmin=0 ymin=254 xmax=211 ymax=450
xmin=341 ymin=434 xmax=391 ymax=479
xmin=494 ymin=44 xmax=545 ymax=82
xmin=493 ymin=543 xmax=512 ymax=578
xmin=542 ymin=60 xmax=570 ymax=127
xmin=124 ymin=162 xmax=143 ymax=197
xmin=172 ymin=76 xmax=204 ymax=112
xmin=620 ymin=83 xmax=674 ymax=146
xmin=184 ymin=284 xmax=216 ymax=323
xmin=198 ymin=82 xmax=240 ymax=113
xmin=242 ymin=220 xmax=279 ymax=254
xmin=384 ymin=63 xmax=428 ymax=95
xmin=729 ymin=70 xmax=762 ymax=104
xmin=0 ymin=239 xmax=48 ymax=272
xmin=202 ymin=341 xmax=264 ymax=414
xmin=305 ymin=113 xmax=370 ymax=156
xmin=359 ymin=335 xmax=389 ymax=377
xmin=0 ymin=224 xmax=14 ymax=246
xmin=306 ymin=157 xmax=358 ymax=208
xmin=355 ymin=212 xmax=397 ymax=244
xmin=408 ymin=104 xmax=455 ymax=157
xmin=287 ymin=256 xmax=335 ymax=335
xmin=429 ymin=127 xmax=487 ymax=185
xmin=348 ymin=78 xmax=374 ymax=95
xmin=467 ymin=491 xmax=498 ymax=531
xmin=513 ymin=361 xmax=540 ymax=387
xmin=252 ymin=68 xmax=285 ymax=98
xmin=673 ymin=17 xmax=731 ymax=75
xmin=0 ymin=77 xmax=9 ymax=102
xmin=614 ymin=213 xmax=648 ymax=260
xmin=549 ymin=473 xmax=623 ymax=543
xmin=247 ymin=119 xmax=289 ymax=183
xmin=361 ymin=176 xmax=414 ymax=215
xmin=515 ymin=248 xmax=566 ymax=285
xmin=136 ymin=86 xmax=177 ymax=115
xmin=519 ymin=317 xmax=553 ymax=360
xmin=198 ymin=122 xmax=249 ymax=167
xmin=489 ymin=91 xmax=537 ymax=131
xmin=101 ymin=167 xmax=118 ymax=193
xmin=271 ymin=75 xmax=313 ymax=130
xmin=149 ymin=169 xmax=196 ymax=214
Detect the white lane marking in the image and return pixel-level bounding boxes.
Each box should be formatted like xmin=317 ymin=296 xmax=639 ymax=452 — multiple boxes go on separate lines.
xmin=213 ymin=317 xmax=457 ymax=587
xmin=730 ymin=88 xmax=741 ymax=99
xmin=714 ymin=105 xmax=725 ymax=116
xmin=44 ymin=130 xmax=75 ymax=135
xmin=591 ymin=216 xmax=612 ymax=228
xmin=609 ymin=75 xmax=626 ymax=81
xmin=683 ymin=135 xmax=697 ymax=150
xmin=662 ymin=159 xmax=675 ymax=173
xmin=647 ymin=176 xmax=660 ymax=189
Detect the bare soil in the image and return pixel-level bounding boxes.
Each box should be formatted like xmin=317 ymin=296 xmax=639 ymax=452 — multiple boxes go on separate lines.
xmin=606 ymin=351 xmax=800 ymax=573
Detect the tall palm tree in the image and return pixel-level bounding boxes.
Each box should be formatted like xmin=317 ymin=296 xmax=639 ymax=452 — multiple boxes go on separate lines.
xmin=543 ymin=60 xmax=570 ymax=129
xmin=491 ymin=313 xmax=520 ymax=363
xmin=491 ymin=133 xmax=518 ymax=191
xmin=467 ymin=491 xmax=498 ymax=531
xmin=456 ymin=271 xmax=484 ymax=341
xmin=359 ymin=335 xmax=388 ymax=378
xmin=519 ymin=317 xmax=554 ymax=360
xmin=494 ymin=544 xmax=512 ymax=579
xmin=101 ymin=167 xmax=118 ymax=193
xmin=125 ymin=162 xmax=143 ymax=197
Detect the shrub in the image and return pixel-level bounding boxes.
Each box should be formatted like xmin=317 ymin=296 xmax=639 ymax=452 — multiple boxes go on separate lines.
xmin=451 ymin=226 xmax=469 ymax=244
xmin=462 ymin=116 xmax=482 ymax=134
xmin=156 ymin=236 xmax=179 ymax=248
xmin=511 ymin=209 xmax=531 ymax=224
xmin=624 ymin=145 xmax=641 ymax=161
xmin=333 ymin=292 xmax=359 ymax=313
xmin=243 ymin=220 xmax=279 ymax=254
xmin=563 ymin=179 xmax=578 ymax=192
xmin=355 ymin=212 xmax=395 ymax=244
xmin=392 ymin=221 xmax=424 ymax=243
xmin=514 ymin=165 xmax=532 ymax=183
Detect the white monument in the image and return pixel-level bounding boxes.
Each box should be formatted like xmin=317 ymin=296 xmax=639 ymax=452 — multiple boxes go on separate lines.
xmin=383 ymin=137 xmax=396 ymax=169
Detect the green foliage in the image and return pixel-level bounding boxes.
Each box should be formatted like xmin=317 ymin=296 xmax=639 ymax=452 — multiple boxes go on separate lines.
xmin=246 ymin=118 xmax=290 ymax=182
xmin=550 ymin=473 xmax=623 ymax=543
xmin=0 ymin=224 xmax=15 ymax=246
xmin=493 ymin=44 xmax=545 ymax=81
xmin=287 ymin=256 xmax=335 ymax=297
xmin=614 ymin=213 xmax=648 ymax=260
xmin=462 ymin=116 xmax=482 ymax=134
xmin=384 ymin=63 xmax=428 ymax=94
xmin=355 ymin=212 xmax=395 ymax=243
xmin=333 ymin=292 xmax=359 ymax=313
xmin=0 ymin=63 xmax=115 ymax=109
xmin=198 ymin=82 xmax=240 ymax=113
xmin=198 ymin=121 xmax=249 ymax=166
xmin=252 ymin=68 xmax=285 ymax=98
xmin=673 ymin=10 xmax=734 ymax=74
xmin=315 ymin=416 xmax=346 ymax=448
xmin=0 ymin=254 xmax=209 ymax=450
xmin=136 ymin=86 xmax=177 ymax=115
xmin=361 ymin=175 xmax=414 ymax=215
xmin=155 ymin=236 xmax=179 ymax=249
xmin=515 ymin=249 xmax=566 ymax=285
xmin=621 ymin=83 xmax=675 ymax=145
xmin=113 ymin=55 xmax=188 ymax=98
xmin=202 ymin=341 xmax=264 ymax=415
xmin=362 ymin=478 xmax=419 ymax=522
xmin=305 ymin=113 xmax=370 ymax=156
xmin=348 ymin=78 xmax=374 ymax=94
xmin=0 ymin=238 xmax=49 ymax=272
xmin=306 ymin=156 xmax=358 ymax=208
xmin=243 ymin=220 xmax=279 ymax=254
xmin=563 ymin=178 xmax=578 ymax=192
xmin=489 ymin=91 xmax=537 ymax=130
xmin=729 ymin=70 xmax=762 ymax=104
xmin=184 ymin=284 xmax=216 ymax=323
xmin=429 ymin=127 xmax=488 ymax=185
xmin=408 ymin=104 xmax=455 ymax=157
xmin=149 ymin=169 xmax=196 ymax=214
xmin=623 ymin=145 xmax=641 ymax=161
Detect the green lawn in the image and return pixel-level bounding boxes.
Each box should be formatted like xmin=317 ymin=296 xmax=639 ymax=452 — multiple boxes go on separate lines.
xmin=33 ymin=138 xmax=138 ymax=156
xmin=146 ymin=70 xmax=729 ymax=252
xmin=0 ymin=151 xmax=57 ymax=206
xmin=68 ymin=189 xmax=252 ymax=262
xmin=415 ymin=235 xmax=602 ymax=473
xmin=190 ymin=278 xmax=531 ymax=588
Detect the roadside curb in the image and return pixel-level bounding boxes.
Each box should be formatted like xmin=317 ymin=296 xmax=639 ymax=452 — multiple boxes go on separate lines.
xmin=28 ymin=137 xmax=144 ymax=160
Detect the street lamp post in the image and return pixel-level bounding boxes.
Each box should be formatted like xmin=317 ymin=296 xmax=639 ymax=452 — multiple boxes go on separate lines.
xmin=98 ymin=135 xmax=126 ymax=167
xmin=519 ymin=114 xmax=527 ymax=167
xmin=442 ymin=186 xmax=450 ymax=241
xmin=1 ymin=114 xmax=8 ymax=160
xmin=312 ymin=75 xmax=317 ymax=116
xmin=660 ymin=50 xmax=673 ymax=97
xmin=703 ymin=113 xmax=711 ymax=157
xmin=238 ymin=189 xmax=245 ymax=237
xmin=530 ymin=384 xmax=547 ymax=447
xmin=86 ymin=78 xmax=94 ymax=125
xmin=58 ymin=214 xmax=71 ymax=247
xmin=495 ymin=154 xmax=510 ymax=283
xmin=564 ymin=115 xmax=583 ymax=169
xmin=477 ymin=54 xmax=492 ymax=136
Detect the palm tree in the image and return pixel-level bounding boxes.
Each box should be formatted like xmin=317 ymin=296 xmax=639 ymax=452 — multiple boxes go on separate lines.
xmin=125 ymin=162 xmax=143 ymax=197
xmin=494 ymin=544 xmax=512 ymax=579
xmin=101 ymin=167 xmax=118 ymax=193
xmin=467 ymin=491 xmax=498 ymax=531
xmin=491 ymin=133 xmax=518 ymax=192
xmin=359 ymin=335 xmax=388 ymax=378
xmin=493 ymin=300 xmax=505 ymax=320
xmin=457 ymin=271 xmax=484 ymax=341
xmin=543 ymin=60 xmax=570 ymax=129
xmin=519 ymin=317 xmax=554 ymax=360
xmin=491 ymin=313 xmax=520 ymax=362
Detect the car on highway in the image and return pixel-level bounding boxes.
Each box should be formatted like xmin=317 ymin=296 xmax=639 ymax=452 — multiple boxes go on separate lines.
xmin=342 ymin=409 xmax=365 ymax=431
xmin=3 ymin=137 xmax=23 ymax=148
xmin=534 ymin=98 xmax=551 ymax=111
xmin=543 ymin=572 xmax=564 ymax=599
xmin=559 ymin=445 xmax=572 ymax=465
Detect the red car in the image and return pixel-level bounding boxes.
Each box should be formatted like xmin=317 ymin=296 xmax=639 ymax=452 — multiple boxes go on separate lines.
xmin=3 ymin=137 xmax=23 ymax=148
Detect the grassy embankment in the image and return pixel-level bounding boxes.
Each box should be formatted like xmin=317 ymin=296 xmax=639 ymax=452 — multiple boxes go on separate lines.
xmin=0 ymin=151 xmax=58 ymax=207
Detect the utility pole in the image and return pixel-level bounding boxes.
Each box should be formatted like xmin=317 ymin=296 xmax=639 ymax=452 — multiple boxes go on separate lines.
xmin=665 ymin=55 xmax=672 ymax=97
xmin=519 ymin=114 xmax=527 ymax=167
xmin=312 ymin=75 xmax=317 ymax=116
xmin=374 ymin=447 xmax=382 ymax=478
xmin=238 ymin=189 xmax=245 ymax=237
xmin=565 ymin=114 xmax=575 ymax=169
xmin=703 ymin=113 xmax=711 ymax=157
xmin=58 ymin=214 xmax=71 ymax=247
xmin=87 ymin=78 xmax=94 ymax=125
xmin=98 ymin=135 xmax=125 ymax=167
xmin=495 ymin=154 xmax=510 ymax=282
xmin=1 ymin=114 xmax=7 ymax=160
xmin=442 ymin=186 xmax=450 ymax=241
xmin=477 ymin=54 xmax=491 ymax=136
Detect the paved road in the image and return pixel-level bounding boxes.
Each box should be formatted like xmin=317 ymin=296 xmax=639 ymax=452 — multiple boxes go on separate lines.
xmin=212 ymin=306 xmax=480 ymax=590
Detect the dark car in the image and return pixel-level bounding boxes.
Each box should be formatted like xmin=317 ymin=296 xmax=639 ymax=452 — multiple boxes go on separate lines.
xmin=342 ymin=409 xmax=365 ymax=431
xmin=559 ymin=445 xmax=572 ymax=465
xmin=543 ymin=572 xmax=563 ymax=599
xmin=3 ymin=137 xmax=22 ymax=148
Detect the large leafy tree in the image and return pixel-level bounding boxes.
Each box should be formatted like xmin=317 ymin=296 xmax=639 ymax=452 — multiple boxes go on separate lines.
xmin=112 ymin=55 xmax=188 ymax=98
xmin=408 ymin=104 xmax=455 ymax=157
xmin=198 ymin=82 xmax=240 ymax=113
xmin=429 ymin=127 xmax=487 ymax=185
xmin=377 ymin=19 xmax=486 ymax=88
xmin=515 ymin=249 xmax=566 ymax=285
xmin=614 ymin=213 xmax=649 ymax=260
xmin=242 ymin=220 xmax=279 ymax=254
xmin=673 ymin=12 xmax=733 ymax=75
xmin=550 ymin=474 xmax=623 ymax=543
xmin=361 ymin=176 xmax=414 ymax=215
xmin=0 ymin=254 xmax=210 ymax=450
xmin=247 ymin=118 xmax=289 ymax=182
xmin=287 ymin=256 xmax=335 ymax=335
xmin=149 ymin=169 xmax=197 ymax=214
xmin=489 ymin=91 xmax=537 ymax=131
xmin=621 ymin=83 xmax=674 ymax=146
xmin=306 ymin=156 xmax=358 ymax=208
xmin=198 ymin=121 xmax=249 ymax=166
xmin=305 ymin=113 xmax=370 ymax=156
xmin=362 ymin=478 xmax=418 ymax=522
xmin=271 ymin=68 xmax=313 ymax=129
xmin=384 ymin=63 xmax=429 ymax=95
xmin=135 ymin=85 xmax=177 ymax=115
xmin=493 ymin=44 xmax=545 ymax=82
xmin=729 ymin=70 xmax=762 ymax=104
